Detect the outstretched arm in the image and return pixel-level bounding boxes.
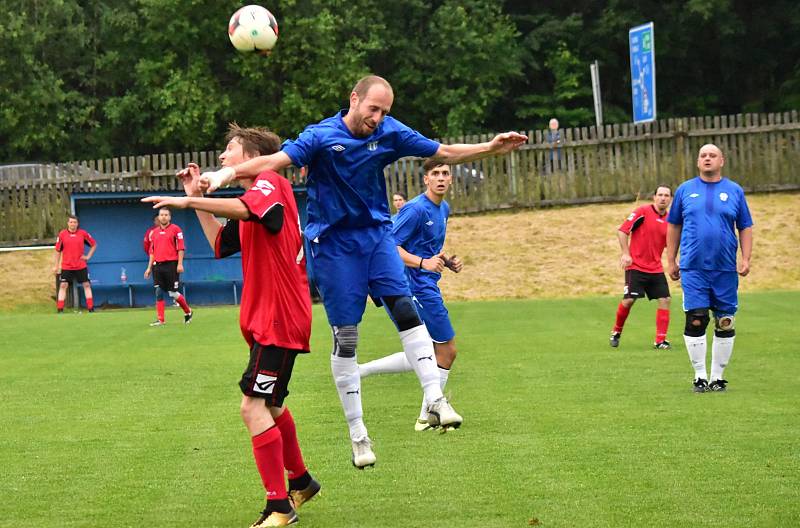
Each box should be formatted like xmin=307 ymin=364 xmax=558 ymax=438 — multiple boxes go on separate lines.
xmin=177 ymin=163 xmax=226 ymax=249
xmin=199 ymin=152 xmax=293 ymax=193
xmin=431 ymin=132 xmax=527 ymax=165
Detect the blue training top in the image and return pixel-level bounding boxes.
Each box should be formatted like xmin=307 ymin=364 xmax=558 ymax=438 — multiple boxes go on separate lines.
xmin=392 ymin=193 xmax=450 ymax=292
xmin=282 ymin=110 xmax=440 ymax=241
xmin=667 ymin=176 xmax=753 ymax=271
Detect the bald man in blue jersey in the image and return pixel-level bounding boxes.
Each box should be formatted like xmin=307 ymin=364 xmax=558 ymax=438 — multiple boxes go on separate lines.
xmin=360 ymin=160 xmax=463 ymax=431
xmin=666 ymin=144 xmax=754 ymax=393
xmin=199 ymin=75 xmax=527 ymax=468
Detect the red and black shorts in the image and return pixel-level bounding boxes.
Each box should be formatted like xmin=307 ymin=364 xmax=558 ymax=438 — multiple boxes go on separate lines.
xmin=624 ymin=269 xmax=670 ymax=300
xmin=239 ymin=343 xmax=301 ymax=407
xmin=152 ymin=261 xmax=180 ymax=292
xmin=60 ymin=268 xmax=90 ymax=284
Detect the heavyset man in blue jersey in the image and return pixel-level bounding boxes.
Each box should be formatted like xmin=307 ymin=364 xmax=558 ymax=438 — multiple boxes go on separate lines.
xmin=199 ymin=75 xmax=527 ymax=468
xmin=666 ymin=144 xmax=754 ymax=393
xmin=360 ymin=160 xmax=463 ymax=431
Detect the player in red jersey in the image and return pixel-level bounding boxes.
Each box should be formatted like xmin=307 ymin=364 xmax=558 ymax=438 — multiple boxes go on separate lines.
xmin=142 ymin=214 xmax=158 ymax=256
xmin=52 ymin=215 xmax=97 ymax=312
xmin=142 ymin=124 xmax=319 ymax=528
xmin=143 ymin=208 xmax=193 ymax=326
xmin=610 ymin=185 xmax=673 ymax=349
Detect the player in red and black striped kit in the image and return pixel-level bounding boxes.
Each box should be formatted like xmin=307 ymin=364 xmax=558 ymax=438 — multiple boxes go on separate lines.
xmin=610 ymin=185 xmax=673 ymax=349
xmin=144 ymin=209 xmax=193 ymax=326
xmin=143 ymin=124 xmax=318 ymax=528
xmin=53 ymin=215 xmax=97 ymax=312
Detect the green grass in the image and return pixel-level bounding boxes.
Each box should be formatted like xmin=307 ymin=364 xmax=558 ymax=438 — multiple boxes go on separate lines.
xmin=1 ymin=292 xmax=798 ymax=527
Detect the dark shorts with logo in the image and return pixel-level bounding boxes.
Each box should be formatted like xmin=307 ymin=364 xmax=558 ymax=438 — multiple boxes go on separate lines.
xmin=239 ymin=343 xmax=299 ymax=407
xmin=60 ymin=268 xmax=90 ymax=284
xmin=624 ymin=269 xmax=670 ymax=300
xmin=152 ymin=261 xmax=180 ymax=292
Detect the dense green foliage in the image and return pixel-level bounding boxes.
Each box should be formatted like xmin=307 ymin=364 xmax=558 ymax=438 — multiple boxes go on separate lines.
xmin=1 ymin=0 xmax=799 ymax=162
xmin=1 ymin=293 xmax=798 ymax=526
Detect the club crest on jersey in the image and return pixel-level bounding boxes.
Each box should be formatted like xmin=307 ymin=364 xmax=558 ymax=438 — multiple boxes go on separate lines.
xmin=719 ymin=192 xmax=729 ymax=202
xmin=367 ymin=141 xmax=378 ymax=151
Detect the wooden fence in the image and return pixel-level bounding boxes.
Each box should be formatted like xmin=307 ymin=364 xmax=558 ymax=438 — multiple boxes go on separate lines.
xmin=2 ymin=111 xmax=799 ymax=245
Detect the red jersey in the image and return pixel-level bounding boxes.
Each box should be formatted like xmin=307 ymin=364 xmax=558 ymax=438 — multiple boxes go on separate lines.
xmin=55 ymin=228 xmax=96 ymax=270
xmin=149 ymin=223 xmax=185 ymax=262
xmin=618 ymin=204 xmax=668 ymax=273
xmin=143 ymin=226 xmax=157 ymax=256
xmin=215 ymin=171 xmax=312 ymax=352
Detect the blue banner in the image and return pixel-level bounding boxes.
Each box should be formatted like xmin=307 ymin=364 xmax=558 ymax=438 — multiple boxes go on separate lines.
xmin=629 ymin=22 xmax=656 ymax=123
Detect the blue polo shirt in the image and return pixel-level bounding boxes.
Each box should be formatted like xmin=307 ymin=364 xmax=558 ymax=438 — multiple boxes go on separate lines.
xmin=667 ymin=177 xmax=753 ymax=271
xmin=281 ymin=111 xmax=440 ymax=241
xmin=392 ymin=193 xmax=450 ymax=292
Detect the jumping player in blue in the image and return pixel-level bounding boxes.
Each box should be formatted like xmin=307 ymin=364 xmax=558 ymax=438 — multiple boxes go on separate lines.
xmin=199 ymin=75 xmax=527 ymax=467
xmin=666 ymin=144 xmax=754 ymax=393
xmin=359 ymin=160 xmax=463 ymax=431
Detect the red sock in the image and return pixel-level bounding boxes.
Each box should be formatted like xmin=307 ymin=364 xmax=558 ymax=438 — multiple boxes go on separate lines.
xmin=156 ymin=300 xmax=165 ymax=322
xmin=175 ymin=294 xmax=191 ymax=314
xmin=656 ymin=308 xmax=670 ymax=343
xmin=252 ymin=426 xmax=288 ymax=500
xmin=57 ymin=300 xmax=65 ymax=310
xmin=86 ymin=298 xmax=94 ymax=310
xmin=613 ymin=302 xmax=631 ymax=333
xmin=275 ymin=409 xmax=307 ymax=480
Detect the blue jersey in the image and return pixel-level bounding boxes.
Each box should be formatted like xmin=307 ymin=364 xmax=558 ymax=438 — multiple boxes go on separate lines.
xmin=667 ymin=177 xmax=753 ymax=271
xmin=281 ymin=111 xmax=440 ymax=241
xmin=392 ymin=194 xmax=450 ymax=292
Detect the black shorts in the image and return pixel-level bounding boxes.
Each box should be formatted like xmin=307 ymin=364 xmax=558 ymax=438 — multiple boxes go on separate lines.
xmin=152 ymin=261 xmax=180 ymax=292
xmin=624 ymin=269 xmax=670 ymax=300
xmin=60 ymin=268 xmax=89 ymax=284
xmin=239 ymin=343 xmax=299 ymax=407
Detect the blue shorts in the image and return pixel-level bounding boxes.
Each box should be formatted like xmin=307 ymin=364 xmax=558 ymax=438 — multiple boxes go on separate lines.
xmin=681 ymin=269 xmax=739 ymax=316
xmin=309 ymin=225 xmax=410 ymax=326
xmin=412 ymin=285 xmax=455 ymax=343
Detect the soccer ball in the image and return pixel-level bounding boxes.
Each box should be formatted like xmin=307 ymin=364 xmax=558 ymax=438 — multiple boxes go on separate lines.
xmin=228 ymin=5 xmax=279 ymax=52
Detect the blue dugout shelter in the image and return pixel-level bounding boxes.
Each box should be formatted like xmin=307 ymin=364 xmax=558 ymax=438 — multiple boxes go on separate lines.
xmin=70 ymin=187 xmax=311 ymax=308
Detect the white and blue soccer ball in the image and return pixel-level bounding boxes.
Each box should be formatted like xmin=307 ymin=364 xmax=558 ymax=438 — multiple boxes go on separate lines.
xmin=228 ymin=5 xmax=279 ymax=53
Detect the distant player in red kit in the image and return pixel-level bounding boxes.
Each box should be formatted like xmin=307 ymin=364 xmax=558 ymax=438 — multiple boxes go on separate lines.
xmin=142 ymin=214 xmax=158 ymax=256
xmin=143 ymin=124 xmax=319 ymax=527
xmin=144 ymin=208 xmax=193 ymax=326
xmin=610 ymin=185 xmax=673 ymax=349
xmin=53 ymin=215 xmax=97 ymax=313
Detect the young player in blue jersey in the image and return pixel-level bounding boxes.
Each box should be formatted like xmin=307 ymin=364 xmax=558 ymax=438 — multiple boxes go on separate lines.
xmin=199 ymin=75 xmax=527 ymax=468
xmin=666 ymin=144 xmax=754 ymax=393
xmin=359 ymin=160 xmax=463 ymax=431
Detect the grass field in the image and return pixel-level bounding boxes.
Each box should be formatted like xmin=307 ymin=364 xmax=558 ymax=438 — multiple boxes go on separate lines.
xmin=1 ymin=293 xmax=799 ymax=527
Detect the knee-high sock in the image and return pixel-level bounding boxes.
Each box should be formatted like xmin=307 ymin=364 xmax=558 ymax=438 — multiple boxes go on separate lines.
xmin=359 ymin=352 xmax=412 ymax=378
xmin=418 ymin=366 xmax=451 ymax=421
xmin=400 ymin=325 xmax=442 ymax=404
xmin=684 ymin=334 xmax=708 ymax=380
xmin=156 ymin=299 xmax=165 ymax=322
xmin=86 ymin=297 xmax=94 ymax=311
xmin=710 ymin=335 xmax=735 ymax=382
xmin=251 ymin=426 xmax=287 ymax=500
xmin=274 ymin=408 xmax=307 ymax=480
xmin=168 ymin=291 xmax=191 ymax=314
xmin=613 ymin=303 xmax=631 ymax=333
xmin=655 ymin=309 xmax=669 ymax=343
xmin=331 ymin=355 xmax=367 ymax=441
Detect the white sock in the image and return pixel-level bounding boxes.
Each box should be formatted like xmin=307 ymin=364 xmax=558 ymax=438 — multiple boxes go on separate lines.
xmin=683 ymin=334 xmax=708 ymax=380
xmin=359 ymin=352 xmax=412 ymax=378
xmin=418 ymin=366 xmax=451 ymax=421
xmin=331 ymin=355 xmax=367 ymax=441
xmin=400 ymin=325 xmax=443 ymax=404
xmin=710 ymin=335 xmax=735 ymax=382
